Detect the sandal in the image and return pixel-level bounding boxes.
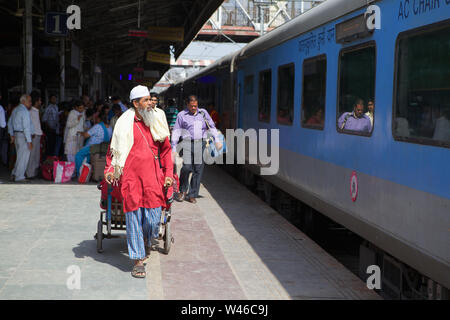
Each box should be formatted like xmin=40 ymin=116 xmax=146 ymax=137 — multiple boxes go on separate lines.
xmin=131 ymin=264 xmax=146 ymax=278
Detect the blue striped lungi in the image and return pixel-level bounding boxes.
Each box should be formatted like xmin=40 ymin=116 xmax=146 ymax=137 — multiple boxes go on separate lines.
xmin=125 ymin=207 xmax=162 ymax=260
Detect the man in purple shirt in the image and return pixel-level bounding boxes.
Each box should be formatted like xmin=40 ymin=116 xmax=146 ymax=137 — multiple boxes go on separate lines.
xmin=171 ymin=95 xmax=222 ymax=203
xmin=338 ymin=99 xmax=372 ymax=133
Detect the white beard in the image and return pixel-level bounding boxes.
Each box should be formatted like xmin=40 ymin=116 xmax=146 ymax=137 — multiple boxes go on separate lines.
xmin=136 ymin=107 xmax=170 ymax=142
xmin=137 ymin=107 xmax=155 ymax=128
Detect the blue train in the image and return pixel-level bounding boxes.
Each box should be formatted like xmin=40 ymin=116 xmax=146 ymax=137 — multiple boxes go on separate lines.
xmin=161 ymin=0 xmax=450 ymax=296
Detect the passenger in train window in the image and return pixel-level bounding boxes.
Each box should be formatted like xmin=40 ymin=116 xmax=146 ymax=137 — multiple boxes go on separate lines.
xmin=337 ymin=98 xmax=371 ymax=133
xmin=306 ymin=107 xmax=324 ymax=126
xmin=432 ymin=108 xmax=450 ymax=142
xmin=365 ymin=99 xmax=374 ymax=128
xmin=258 ymin=111 xmax=270 ymax=122
xmin=277 ymin=109 xmax=291 ymax=124
xmin=417 ymin=104 xmax=438 ymax=138
xmin=394 ymin=117 xmax=411 ymax=137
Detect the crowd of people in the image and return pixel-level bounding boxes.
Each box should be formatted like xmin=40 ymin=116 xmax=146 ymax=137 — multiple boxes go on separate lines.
xmin=0 ymin=89 xmax=222 ymax=186
xmin=0 ymin=91 xmax=129 ymax=182
xmin=0 ymin=85 xmax=223 ymax=278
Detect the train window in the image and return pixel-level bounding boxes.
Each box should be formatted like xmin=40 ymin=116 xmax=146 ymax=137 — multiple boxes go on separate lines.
xmin=393 ymin=23 xmax=450 ymax=148
xmin=258 ymin=69 xmax=272 ymax=122
xmin=301 ymin=55 xmax=327 ymax=130
xmin=244 ymin=75 xmax=254 ymax=95
xmin=277 ymin=63 xmax=295 ymax=125
xmin=337 ymin=42 xmax=375 ymax=136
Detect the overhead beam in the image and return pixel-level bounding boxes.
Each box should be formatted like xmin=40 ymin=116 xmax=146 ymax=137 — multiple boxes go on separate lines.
xmin=177 ymin=0 xmax=224 ymax=58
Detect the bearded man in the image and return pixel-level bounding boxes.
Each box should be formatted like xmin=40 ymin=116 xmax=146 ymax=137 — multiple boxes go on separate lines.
xmin=104 ymin=85 xmax=173 ymax=278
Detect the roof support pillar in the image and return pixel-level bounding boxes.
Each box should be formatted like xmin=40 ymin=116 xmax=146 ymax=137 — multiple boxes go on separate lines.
xmin=59 ymin=38 xmax=65 ymax=101
xmin=79 ymin=49 xmax=83 ymax=97
xmin=24 ymin=0 xmax=33 ymax=94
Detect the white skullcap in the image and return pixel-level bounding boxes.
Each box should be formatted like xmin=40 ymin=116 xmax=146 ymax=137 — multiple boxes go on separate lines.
xmin=129 ymin=85 xmax=150 ymax=101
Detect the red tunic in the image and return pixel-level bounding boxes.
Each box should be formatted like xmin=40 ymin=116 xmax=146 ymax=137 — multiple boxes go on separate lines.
xmin=104 ymin=116 xmax=173 ymax=213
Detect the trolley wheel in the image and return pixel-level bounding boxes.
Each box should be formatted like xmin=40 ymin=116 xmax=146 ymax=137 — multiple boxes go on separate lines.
xmin=162 ymin=222 xmax=172 ymax=255
xmin=97 ymin=220 xmax=103 ymax=253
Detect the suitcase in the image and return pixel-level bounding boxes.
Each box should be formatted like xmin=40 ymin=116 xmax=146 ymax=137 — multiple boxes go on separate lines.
xmin=91 ymin=153 xmax=107 ymax=182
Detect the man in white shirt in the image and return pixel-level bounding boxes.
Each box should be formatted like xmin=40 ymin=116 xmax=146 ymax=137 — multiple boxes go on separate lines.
xmin=0 ymin=93 xmax=8 ymax=166
xmin=26 ymin=91 xmax=43 ymax=178
xmin=7 ymin=94 xmax=33 ymax=182
xmin=365 ymin=100 xmax=374 ymax=129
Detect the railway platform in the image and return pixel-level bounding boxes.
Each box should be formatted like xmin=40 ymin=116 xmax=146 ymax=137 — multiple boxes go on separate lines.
xmin=0 ymin=164 xmax=380 ymax=300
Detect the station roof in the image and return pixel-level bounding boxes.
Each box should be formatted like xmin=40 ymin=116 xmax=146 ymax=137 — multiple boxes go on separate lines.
xmin=0 ymin=0 xmax=224 ymax=92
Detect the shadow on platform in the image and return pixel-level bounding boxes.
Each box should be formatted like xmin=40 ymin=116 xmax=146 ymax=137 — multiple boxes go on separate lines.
xmin=72 ymin=239 xmax=131 ymax=273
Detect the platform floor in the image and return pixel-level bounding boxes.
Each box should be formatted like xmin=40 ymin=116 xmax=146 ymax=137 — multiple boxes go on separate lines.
xmin=0 ymin=164 xmax=380 ymax=300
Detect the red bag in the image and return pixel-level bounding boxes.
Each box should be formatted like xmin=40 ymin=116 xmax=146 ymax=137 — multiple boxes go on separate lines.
xmin=78 ymin=162 xmax=92 ymax=184
xmin=172 ymin=172 xmax=179 ymax=193
xmin=41 ymin=156 xmax=60 ymax=181
xmin=53 ymin=161 xmax=75 ymax=183
xmin=98 ymin=179 xmax=123 ymax=209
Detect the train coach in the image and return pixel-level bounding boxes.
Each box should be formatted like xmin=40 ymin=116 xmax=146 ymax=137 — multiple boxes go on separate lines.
xmin=161 ymin=0 xmax=450 ymax=297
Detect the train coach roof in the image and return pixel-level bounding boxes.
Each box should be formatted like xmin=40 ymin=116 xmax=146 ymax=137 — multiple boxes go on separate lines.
xmin=171 ymin=0 xmax=374 ymax=87
xmin=238 ymin=0 xmax=375 ymax=61
xmin=173 ymin=51 xmax=237 ymax=86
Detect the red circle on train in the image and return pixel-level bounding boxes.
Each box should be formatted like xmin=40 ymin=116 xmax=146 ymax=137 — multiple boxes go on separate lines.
xmin=350 ymin=171 xmax=358 ymax=202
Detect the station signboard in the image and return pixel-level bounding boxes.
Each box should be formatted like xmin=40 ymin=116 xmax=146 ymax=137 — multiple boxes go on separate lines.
xmin=45 ymin=12 xmax=68 ymax=36
xmin=335 ymin=14 xmax=372 ymax=43
xmin=147 ymin=26 xmax=184 ymax=42
xmin=146 ymin=51 xmax=171 ymax=65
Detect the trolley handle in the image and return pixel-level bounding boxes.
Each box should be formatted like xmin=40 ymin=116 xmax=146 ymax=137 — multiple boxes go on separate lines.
xmin=165 ymin=186 xmax=174 ymax=204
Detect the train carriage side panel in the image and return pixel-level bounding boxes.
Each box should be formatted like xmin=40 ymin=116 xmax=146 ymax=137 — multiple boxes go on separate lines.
xmin=236 ymin=0 xmax=450 ymax=287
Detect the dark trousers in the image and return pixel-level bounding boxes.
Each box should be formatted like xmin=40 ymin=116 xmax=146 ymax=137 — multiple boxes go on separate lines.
xmin=45 ymin=131 xmax=57 ymax=157
xmin=179 ymin=140 xmax=206 ymax=199
xmin=0 ymin=127 xmax=8 ymax=166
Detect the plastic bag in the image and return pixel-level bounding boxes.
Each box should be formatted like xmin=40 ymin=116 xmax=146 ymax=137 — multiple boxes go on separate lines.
xmin=78 ymin=162 xmax=92 ymax=184
xmin=53 ymin=161 xmax=75 ymax=183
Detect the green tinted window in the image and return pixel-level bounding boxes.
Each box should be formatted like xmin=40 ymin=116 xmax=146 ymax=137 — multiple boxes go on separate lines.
xmin=277 ymin=63 xmax=295 ymax=125
xmin=258 ymin=70 xmax=272 ymax=122
xmin=302 ymin=55 xmax=326 ymax=130
xmin=394 ymin=24 xmax=450 ymax=147
xmin=338 ymin=43 xmax=375 ymax=135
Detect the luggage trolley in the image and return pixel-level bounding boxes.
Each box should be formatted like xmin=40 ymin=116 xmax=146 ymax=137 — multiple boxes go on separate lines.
xmin=94 ymin=182 xmax=174 ymax=254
